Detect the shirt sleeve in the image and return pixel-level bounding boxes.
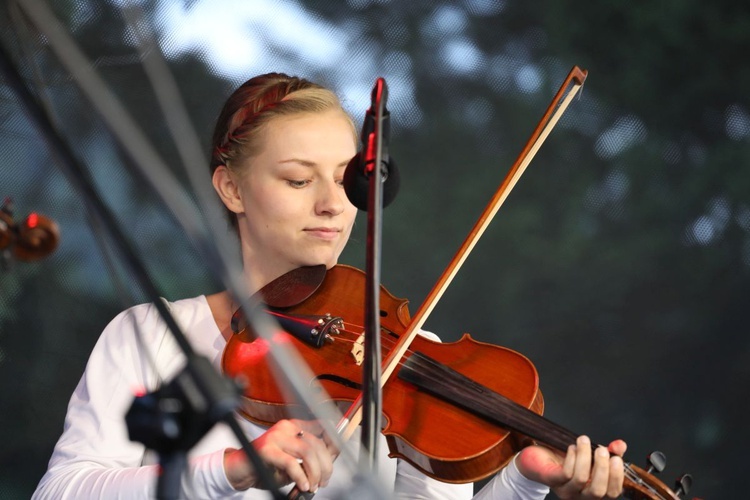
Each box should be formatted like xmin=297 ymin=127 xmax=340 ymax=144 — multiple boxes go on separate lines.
xmin=393 ymin=459 xmax=473 ymax=499
xmin=473 ymin=455 xmax=550 ymax=500
xmin=31 ymin=304 xmax=241 ymax=499
xmin=392 ymin=454 xmax=548 ymax=500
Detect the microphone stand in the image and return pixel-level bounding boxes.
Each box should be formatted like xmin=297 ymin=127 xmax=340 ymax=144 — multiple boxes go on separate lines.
xmin=0 ymin=40 xmax=285 ymax=500
xmin=360 ymin=78 xmax=390 ymax=470
xmin=8 ymin=2 xmax=389 ymax=497
xmin=10 ymin=2 xmax=356 ymax=456
xmin=7 ymin=1 xmax=387 ymax=497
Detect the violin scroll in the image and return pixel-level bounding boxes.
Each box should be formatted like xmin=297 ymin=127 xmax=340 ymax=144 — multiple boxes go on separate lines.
xmin=626 ymin=458 xmax=696 ymax=500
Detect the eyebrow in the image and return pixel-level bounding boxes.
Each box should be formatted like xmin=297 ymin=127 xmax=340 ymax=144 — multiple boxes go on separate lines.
xmin=279 ymin=158 xmax=350 ymax=168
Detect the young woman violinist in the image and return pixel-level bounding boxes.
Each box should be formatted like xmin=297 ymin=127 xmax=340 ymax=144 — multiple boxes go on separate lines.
xmin=33 ymin=73 xmax=626 ymax=499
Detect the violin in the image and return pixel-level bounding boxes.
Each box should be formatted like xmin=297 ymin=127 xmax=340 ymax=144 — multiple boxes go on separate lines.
xmin=222 ymin=264 xmax=692 ymax=499
xmin=0 ymin=197 xmax=59 ymax=267
xmin=223 ymin=66 xmax=694 ymax=499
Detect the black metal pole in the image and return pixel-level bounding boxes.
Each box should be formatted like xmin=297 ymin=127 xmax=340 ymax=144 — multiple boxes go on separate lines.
xmin=360 ymin=77 xmax=389 ymax=469
xmin=0 ymin=40 xmax=285 ymax=500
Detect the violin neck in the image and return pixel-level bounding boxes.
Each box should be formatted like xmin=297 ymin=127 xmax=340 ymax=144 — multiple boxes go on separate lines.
xmin=399 ymin=352 xmax=684 ymax=500
xmin=399 ymin=351 xmax=578 ymax=453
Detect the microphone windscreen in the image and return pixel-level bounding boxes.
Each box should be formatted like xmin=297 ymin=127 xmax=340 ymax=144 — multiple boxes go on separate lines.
xmin=344 ymin=155 xmax=399 ymax=211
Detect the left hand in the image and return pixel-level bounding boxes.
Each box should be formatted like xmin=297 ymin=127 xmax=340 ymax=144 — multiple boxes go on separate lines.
xmin=223 ymin=419 xmax=337 ymax=492
xmin=515 ymin=435 xmax=627 ymax=499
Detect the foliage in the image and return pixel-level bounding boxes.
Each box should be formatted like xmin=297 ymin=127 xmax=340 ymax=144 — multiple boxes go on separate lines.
xmin=1 ymin=0 xmax=747 ymax=497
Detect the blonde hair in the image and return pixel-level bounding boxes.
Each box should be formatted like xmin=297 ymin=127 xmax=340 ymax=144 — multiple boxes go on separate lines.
xmin=211 ymin=73 xmax=355 ymax=171
xmin=210 ymin=73 xmax=354 ymax=229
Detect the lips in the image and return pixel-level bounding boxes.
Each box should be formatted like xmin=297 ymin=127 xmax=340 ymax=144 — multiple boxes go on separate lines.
xmin=304 ymin=227 xmax=341 ymax=240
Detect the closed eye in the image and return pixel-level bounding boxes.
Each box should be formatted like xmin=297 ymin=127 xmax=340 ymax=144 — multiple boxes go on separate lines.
xmin=287 ymin=179 xmax=310 ymax=188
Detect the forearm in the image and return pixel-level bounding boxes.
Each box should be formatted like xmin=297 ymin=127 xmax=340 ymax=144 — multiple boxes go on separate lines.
xmin=33 ymin=448 xmax=236 ymax=499
xmin=33 ymin=462 xmax=158 ymax=499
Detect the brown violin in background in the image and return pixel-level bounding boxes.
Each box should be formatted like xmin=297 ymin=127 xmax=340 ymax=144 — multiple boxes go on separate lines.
xmin=0 ymin=197 xmax=60 ymax=269
xmin=222 ymin=264 xmax=696 ymax=500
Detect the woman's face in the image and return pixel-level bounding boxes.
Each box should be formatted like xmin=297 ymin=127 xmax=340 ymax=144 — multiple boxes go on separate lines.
xmin=230 ymin=109 xmax=358 ymax=285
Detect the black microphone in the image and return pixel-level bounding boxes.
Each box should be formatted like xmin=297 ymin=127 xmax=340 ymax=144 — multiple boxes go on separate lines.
xmin=343 ymin=82 xmax=400 ymax=211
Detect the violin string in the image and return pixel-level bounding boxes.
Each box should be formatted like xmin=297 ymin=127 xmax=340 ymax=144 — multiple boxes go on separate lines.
xmin=331 ymin=323 xmax=670 ymax=500
xmin=335 ymin=322 xmax=420 ymax=365
xmin=327 ymin=333 xmax=412 ymax=371
xmin=622 ymin=463 xmax=667 ymax=499
xmin=337 ymin=320 xmax=423 ymax=354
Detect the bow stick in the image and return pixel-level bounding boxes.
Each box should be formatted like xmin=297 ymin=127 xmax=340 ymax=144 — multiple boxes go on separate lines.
xmin=338 ymin=66 xmax=589 ymax=440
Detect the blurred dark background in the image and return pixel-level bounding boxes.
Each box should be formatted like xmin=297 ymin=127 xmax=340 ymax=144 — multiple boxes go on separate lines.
xmin=1 ymin=0 xmax=748 ymax=498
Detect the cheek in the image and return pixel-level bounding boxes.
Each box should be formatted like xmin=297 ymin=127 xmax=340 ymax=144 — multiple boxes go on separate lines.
xmin=344 ymin=203 xmax=358 ymax=225
xmin=245 ymin=185 xmax=295 ymax=227
xmin=339 ymin=208 xmax=358 ymax=246
xmin=341 ymin=208 xmax=357 ymax=237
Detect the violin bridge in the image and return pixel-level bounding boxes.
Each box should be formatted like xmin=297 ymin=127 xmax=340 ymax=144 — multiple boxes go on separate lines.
xmin=351 ymin=334 xmax=365 ymax=366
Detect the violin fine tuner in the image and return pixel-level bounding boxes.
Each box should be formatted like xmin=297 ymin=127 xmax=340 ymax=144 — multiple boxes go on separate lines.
xmin=230 ymin=304 xmax=344 ymax=349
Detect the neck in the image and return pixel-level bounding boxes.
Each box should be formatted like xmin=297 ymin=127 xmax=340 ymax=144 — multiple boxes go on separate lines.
xmin=206 ymin=290 xmax=236 ymax=341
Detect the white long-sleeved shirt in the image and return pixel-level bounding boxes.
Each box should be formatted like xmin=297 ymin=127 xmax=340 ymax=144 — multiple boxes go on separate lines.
xmin=33 ymin=296 xmax=550 ymax=499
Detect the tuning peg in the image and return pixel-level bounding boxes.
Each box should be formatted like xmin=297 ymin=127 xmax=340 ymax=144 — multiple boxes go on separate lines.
xmin=674 ymin=473 xmax=693 ymax=497
xmin=645 ymin=451 xmax=667 ymax=474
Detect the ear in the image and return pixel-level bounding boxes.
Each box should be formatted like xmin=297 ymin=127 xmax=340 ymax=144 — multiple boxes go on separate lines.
xmin=212 ymin=165 xmax=244 ymax=214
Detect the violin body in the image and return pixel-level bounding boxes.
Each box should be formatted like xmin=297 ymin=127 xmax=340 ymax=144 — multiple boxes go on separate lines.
xmin=223 ymin=264 xmax=689 ymax=498
xmin=222 ymin=264 xmax=544 ymax=483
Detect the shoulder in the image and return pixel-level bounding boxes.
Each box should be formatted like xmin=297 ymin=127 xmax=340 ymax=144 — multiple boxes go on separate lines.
xmin=161 ymin=295 xmax=213 ymax=326
xmin=104 ymin=295 xmax=209 ymax=334
xmin=88 ymin=295 xmax=215 ymax=386
xmin=94 ymin=295 xmax=211 ymax=359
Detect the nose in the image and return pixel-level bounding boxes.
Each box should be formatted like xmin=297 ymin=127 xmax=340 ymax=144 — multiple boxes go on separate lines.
xmin=315 ymin=179 xmax=347 ymax=216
